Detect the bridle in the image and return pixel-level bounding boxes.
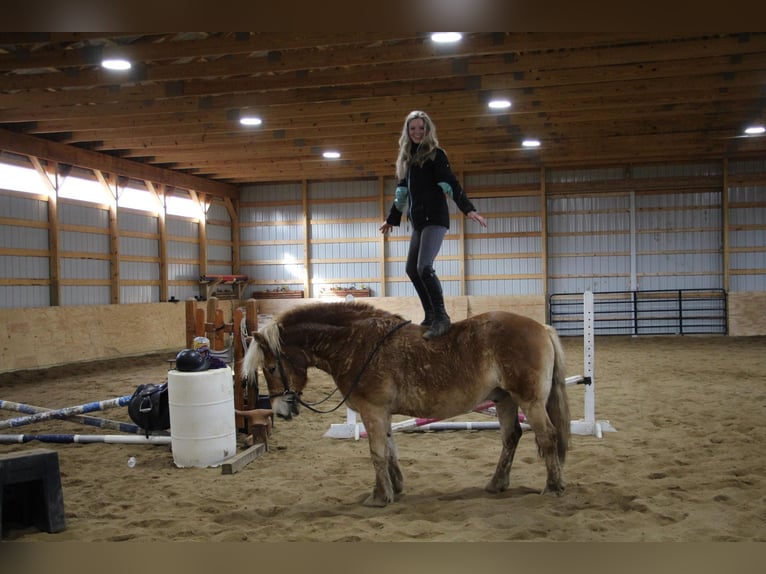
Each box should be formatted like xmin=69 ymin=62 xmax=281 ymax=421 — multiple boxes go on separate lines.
xmin=268 ymin=319 xmax=411 ymax=414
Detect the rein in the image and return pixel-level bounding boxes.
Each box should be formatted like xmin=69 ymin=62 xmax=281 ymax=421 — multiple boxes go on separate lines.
xmin=276 ymin=319 xmax=411 ymax=415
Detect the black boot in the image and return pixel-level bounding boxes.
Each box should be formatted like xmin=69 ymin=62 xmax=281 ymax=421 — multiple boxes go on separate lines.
xmin=409 ymin=274 xmax=435 ymax=327
xmin=421 ymin=268 xmax=450 ymax=339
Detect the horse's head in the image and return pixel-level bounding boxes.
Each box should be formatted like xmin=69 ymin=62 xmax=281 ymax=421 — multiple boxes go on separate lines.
xmin=241 ymin=322 xmax=308 ymax=420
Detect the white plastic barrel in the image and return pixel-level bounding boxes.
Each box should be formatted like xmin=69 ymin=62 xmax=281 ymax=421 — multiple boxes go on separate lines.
xmin=167 ymin=366 xmax=236 ymax=468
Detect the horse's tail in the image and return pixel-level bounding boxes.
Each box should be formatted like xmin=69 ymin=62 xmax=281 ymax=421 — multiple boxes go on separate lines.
xmin=545 ymin=325 xmax=571 ymax=463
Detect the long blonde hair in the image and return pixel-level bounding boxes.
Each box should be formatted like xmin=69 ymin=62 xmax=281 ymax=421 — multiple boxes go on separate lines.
xmin=395 ymin=110 xmax=439 ymax=181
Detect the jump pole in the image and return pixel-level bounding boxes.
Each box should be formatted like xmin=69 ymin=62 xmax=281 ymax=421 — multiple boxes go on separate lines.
xmin=0 ymin=434 xmax=172 ymax=445
xmin=0 ymin=399 xmax=144 ymax=434
xmin=0 ymin=395 xmax=132 ymax=430
xmin=323 ymin=290 xmax=616 ymax=440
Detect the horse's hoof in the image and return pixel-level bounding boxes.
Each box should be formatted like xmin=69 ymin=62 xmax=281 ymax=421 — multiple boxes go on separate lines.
xmin=484 ymin=480 xmax=508 ymax=494
xmin=542 ymin=484 xmax=565 ymax=496
xmin=362 ymin=495 xmax=389 ymax=508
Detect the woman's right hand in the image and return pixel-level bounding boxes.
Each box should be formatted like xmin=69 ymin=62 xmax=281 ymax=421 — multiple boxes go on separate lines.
xmin=379 ymin=222 xmax=393 ymax=234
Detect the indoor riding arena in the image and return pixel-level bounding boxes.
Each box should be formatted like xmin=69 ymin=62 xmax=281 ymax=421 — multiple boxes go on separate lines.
xmin=1 ymin=33 xmax=765 ymax=545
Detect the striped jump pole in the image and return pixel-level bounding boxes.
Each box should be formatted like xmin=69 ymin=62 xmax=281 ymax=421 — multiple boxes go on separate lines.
xmin=0 ymin=434 xmax=172 ymax=445
xmin=0 ymin=399 xmax=143 ymax=434
xmin=0 ymin=395 xmax=132 ymax=430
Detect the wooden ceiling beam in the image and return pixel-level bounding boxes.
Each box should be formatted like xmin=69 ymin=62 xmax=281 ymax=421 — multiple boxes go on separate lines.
xmin=0 ymin=128 xmax=238 ymax=198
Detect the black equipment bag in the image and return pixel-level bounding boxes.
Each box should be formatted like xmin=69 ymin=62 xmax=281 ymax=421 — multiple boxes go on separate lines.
xmin=128 ymin=382 xmax=170 ymax=438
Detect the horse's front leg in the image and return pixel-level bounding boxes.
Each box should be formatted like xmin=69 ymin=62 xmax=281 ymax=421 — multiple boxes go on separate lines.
xmin=360 ymin=414 xmax=395 ymax=507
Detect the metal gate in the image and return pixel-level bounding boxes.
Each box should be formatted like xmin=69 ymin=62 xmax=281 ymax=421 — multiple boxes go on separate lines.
xmin=549 ymin=289 xmax=727 ymax=336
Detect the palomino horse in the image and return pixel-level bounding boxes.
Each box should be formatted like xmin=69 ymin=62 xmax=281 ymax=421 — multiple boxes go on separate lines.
xmin=242 ymin=301 xmax=570 ymax=507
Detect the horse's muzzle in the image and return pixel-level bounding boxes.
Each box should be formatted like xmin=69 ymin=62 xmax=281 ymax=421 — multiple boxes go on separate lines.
xmin=274 ymin=392 xmax=300 ymax=420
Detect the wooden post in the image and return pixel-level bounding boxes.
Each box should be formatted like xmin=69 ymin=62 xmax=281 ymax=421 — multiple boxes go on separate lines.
xmin=205 ymin=297 xmax=217 ymax=343
xmin=233 ymin=305 xmax=246 ymax=430
xmin=185 ymin=299 xmax=197 ymax=348
xmin=213 ymin=308 xmax=225 ymax=351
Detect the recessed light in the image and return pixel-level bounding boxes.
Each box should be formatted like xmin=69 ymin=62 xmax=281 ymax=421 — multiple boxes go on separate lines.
xmin=431 ymin=33 xmax=462 ymax=44
xmin=239 ymin=116 xmax=263 ymax=126
xmin=323 ymin=151 xmax=341 ymax=159
xmin=101 ymin=58 xmax=131 ymax=71
xmin=744 ymin=125 xmax=765 ymax=135
xmin=522 ymin=139 xmax=541 ymax=148
xmin=488 ymin=99 xmax=511 ymax=110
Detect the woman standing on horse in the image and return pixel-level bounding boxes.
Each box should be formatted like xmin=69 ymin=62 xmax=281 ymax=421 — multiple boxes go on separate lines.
xmin=379 ymin=110 xmax=488 ymax=339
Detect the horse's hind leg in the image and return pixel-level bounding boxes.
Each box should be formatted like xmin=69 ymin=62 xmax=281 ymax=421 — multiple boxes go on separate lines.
xmin=386 ymin=432 xmax=404 ymax=494
xmin=486 ymin=397 xmax=523 ymax=494
xmin=523 ymin=402 xmax=565 ymax=495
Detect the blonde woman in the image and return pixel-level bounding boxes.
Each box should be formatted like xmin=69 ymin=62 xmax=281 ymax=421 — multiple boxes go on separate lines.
xmin=380 ymin=110 xmax=487 ymax=339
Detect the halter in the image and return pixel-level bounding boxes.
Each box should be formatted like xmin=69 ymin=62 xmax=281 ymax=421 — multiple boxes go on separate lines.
xmin=271 ymin=319 xmax=411 ymax=414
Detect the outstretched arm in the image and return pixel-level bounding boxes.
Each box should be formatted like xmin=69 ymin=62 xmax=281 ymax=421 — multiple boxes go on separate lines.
xmin=466 ymin=210 xmax=488 ymax=228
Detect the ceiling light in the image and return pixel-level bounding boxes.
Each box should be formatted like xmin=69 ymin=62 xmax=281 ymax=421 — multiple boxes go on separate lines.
xmin=239 ymin=116 xmax=263 ymax=126
xmin=488 ymin=99 xmax=511 ymax=110
xmin=744 ymin=125 xmax=765 ymax=135
xmin=522 ymin=139 xmax=541 ymax=148
xmin=101 ymin=58 xmax=131 ymax=71
xmin=431 ymin=33 xmax=462 ymax=43
xmin=323 ymin=151 xmax=341 ymax=159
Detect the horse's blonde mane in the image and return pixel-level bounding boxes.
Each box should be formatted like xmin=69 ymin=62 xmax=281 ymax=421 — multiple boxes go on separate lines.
xmin=241 ymin=320 xmax=282 ymax=379
xmin=261 ymin=321 xmax=282 ymax=354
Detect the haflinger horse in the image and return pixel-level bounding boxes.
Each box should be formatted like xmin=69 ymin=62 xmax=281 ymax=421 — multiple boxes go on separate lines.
xmin=241 ymin=301 xmax=570 ymax=507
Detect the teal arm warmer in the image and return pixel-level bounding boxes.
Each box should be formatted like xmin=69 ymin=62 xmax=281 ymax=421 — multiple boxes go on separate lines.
xmin=394 ymin=186 xmax=409 ymax=211
xmin=437 ymin=181 xmax=453 ymax=199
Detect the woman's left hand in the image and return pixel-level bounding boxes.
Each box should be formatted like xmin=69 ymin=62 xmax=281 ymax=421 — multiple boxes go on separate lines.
xmin=467 ymin=211 xmax=488 ymax=228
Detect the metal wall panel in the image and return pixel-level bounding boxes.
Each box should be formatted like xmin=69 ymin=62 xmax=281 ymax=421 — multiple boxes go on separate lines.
xmin=0 ymin=286 xmax=50 ymax=308
xmin=309 ymin=180 xmax=378 ymax=200
xmin=207 ymin=264 xmax=233 ymax=275
xmin=207 ymin=202 xmax=231 ymax=221
xmin=60 ymin=285 xmax=110 ymax=306
xmin=729 ymin=159 xmax=766 ymax=174
xmin=0 ymin=255 xmax=49 ymax=278
xmin=58 ymin=202 xmax=109 ymax=227
xmin=166 ymin=240 xmax=198 ymax=260
xmin=547 ymin=166 xmax=624 ymax=184
xmin=166 ymin=217 xmax=198 ymax=238
xmin=118 ymin=211 xmax=158 ymax=234
xmin=0 ymin=225 xmax=48 ymax=251
xmin=636 ymin=191 xmax=722 ymax=291
xmin=120 ymin=236 xmax=159 ymax=258
xmin=240 ymin=182 xmax=303 ymax=202
xmin=464 ymin=170 xmax=540 ymax=187
xmin=632 ymin=162 xmax=722 ymax=178
xmin=0 ymin=194 xmax=48 ymax=221
xmin=548 ymin=193 xmax=632 ymax=295
xmin=207 ymin=244 xmax=231 ymax=261
xmin=167 ymin=285 xmax=197 ymax=302
xmin=206 ymin=224 xmax=231 ymax=242
xmin=121 ymin=285 xmax=159 ymax=304
xmin=60 ymin=231 xmax=110 ymax=254
xmin=60 ymin=258 xmax=109 ymax=279
xmin=728 ymin=184 xmax=766 ymax=292
xmin=167 ymin=262 xmax=199 ymax=280
xmin=120 ymin=261 xmax=159 ymax=281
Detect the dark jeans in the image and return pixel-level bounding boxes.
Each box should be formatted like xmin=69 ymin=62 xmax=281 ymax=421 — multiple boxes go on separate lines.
xmin=405 ymin=225 xmax=447 ymax=309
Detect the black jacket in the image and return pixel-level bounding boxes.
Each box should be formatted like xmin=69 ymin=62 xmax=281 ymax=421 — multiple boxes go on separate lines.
xmin=386 ymin=147 xmax=477 ymax=232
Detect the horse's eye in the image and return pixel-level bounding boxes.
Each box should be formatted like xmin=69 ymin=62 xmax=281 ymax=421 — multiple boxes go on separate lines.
xmin=266 ymin=366 xmax=276 ymax=375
